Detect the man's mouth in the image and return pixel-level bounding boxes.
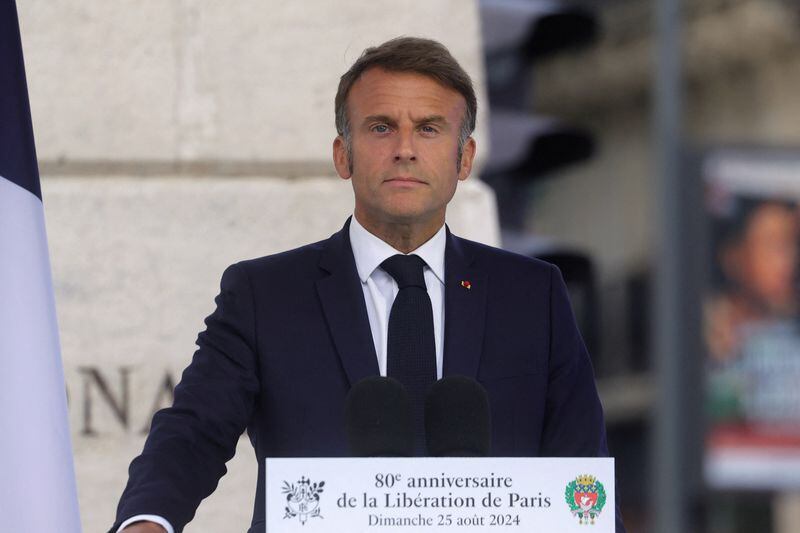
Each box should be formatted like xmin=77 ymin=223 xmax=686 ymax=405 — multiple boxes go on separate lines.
xmin=384 ymin=176 xmax=426 ymax=185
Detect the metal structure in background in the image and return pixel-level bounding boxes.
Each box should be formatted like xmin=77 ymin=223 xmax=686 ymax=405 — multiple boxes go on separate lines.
xmin=653 ymin=0 xmax=691 ymax=531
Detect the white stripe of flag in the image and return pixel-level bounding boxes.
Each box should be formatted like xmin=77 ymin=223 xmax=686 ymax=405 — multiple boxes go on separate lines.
xmin=0 ymin=1 xmax=82 ymax=531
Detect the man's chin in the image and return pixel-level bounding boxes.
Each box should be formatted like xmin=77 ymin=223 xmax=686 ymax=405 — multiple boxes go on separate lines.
xmin=359 ymin=206 xmax=443 ymax=227
xmin=383 ymin=207 xmax=440 ymax=224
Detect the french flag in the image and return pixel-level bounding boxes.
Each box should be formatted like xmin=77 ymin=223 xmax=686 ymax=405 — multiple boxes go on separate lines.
xmin=0 ymin=1 xmax=82 ymax=530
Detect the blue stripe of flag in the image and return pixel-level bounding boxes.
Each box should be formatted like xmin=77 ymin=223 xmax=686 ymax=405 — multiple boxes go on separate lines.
xmin=0 ymin=0 xmax=42 ymax=200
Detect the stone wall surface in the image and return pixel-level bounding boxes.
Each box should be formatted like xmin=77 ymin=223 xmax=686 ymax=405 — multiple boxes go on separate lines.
xmin=16 ymin=1 xmax=498 ymax=531
xmin=19 ymin=0 xmax=490 ymax=167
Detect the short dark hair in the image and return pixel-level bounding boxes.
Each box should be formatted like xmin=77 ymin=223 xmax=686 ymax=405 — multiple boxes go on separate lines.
xmin=335 ymin=36 xmax=477 ymax=164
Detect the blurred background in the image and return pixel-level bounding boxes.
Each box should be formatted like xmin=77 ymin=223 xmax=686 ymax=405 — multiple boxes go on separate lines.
xmin=16 ymin=0 xmax=800 ymax=531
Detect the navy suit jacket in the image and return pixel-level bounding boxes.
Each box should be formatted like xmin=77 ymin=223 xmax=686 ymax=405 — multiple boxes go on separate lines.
xmin=112 ymin=220 xmax=622 ymax=532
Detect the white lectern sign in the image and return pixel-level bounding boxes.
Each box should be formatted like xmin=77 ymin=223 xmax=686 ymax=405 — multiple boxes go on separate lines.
xmin=265 ymin=457 xmax=614 ymax=532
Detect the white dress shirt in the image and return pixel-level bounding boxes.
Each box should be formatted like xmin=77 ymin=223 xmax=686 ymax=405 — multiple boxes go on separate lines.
xmin=349 ymin=215 xmax=446 ymax=379
xmin=118 ymin=216 xmax=446 ymax=533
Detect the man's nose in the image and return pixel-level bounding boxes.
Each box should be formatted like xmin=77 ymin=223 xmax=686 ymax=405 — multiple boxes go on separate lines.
xmin=393 ymin=129 xmax=416 ymax=163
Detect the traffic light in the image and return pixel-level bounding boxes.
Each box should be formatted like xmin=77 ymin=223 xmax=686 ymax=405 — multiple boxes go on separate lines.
xmin=479 ymin=0 xmax=599 ymax=228
xmin=480 ymin=0 xmax=603 ymax=365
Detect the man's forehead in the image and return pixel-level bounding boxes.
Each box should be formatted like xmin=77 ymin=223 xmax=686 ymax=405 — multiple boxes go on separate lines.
xmin=348 ymin=68 xmax=466 ymax=118
xmin=363 ymin=113 xmax=450 ymax=126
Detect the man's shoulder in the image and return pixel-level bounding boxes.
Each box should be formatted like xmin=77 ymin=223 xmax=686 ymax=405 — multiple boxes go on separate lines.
xmin=211 ymin=230 xmax=343 ymax=295
xmin=230 ymin=237 xmax=330 ymax=279
xmin=451 ymin=233 xmax=554 ymax=279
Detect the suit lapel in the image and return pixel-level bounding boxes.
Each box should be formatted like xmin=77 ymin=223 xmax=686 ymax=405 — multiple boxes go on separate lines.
xmin=316 ymin=219 xmax=380 ymax=386
xmin=442 ymin=229 xmax=488 ymax=380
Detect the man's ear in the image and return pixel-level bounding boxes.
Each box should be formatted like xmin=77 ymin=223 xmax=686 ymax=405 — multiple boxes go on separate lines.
xmin=333 ymin=136 xmax=352 ymax=179
xmin=458 ymin=137 xmax=477 ymax=181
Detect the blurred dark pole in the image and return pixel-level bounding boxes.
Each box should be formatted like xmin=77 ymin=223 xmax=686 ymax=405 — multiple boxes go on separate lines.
xmin=652 ymin=0 xmax=687 ymax=532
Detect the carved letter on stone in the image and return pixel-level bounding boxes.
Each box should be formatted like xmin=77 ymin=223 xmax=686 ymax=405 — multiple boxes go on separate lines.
xmin=77 ymin=366 xmax=131 ymax=436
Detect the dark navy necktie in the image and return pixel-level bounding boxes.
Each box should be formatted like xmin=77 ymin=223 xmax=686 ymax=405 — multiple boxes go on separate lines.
xmin=381 ymin=254 xmax=437 ymax=455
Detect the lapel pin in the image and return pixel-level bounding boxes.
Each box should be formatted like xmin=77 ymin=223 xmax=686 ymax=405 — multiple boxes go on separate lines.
xmin=460 ymin=280 xmax=472 ymax=290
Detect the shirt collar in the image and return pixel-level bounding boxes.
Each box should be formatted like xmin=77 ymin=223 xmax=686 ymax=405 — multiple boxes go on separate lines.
xmin=349 ymin=215 xmax=446 ymax=284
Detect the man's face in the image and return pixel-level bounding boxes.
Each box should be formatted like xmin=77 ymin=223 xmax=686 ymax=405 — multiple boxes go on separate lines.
xmin=333 ymin=68 xmax=476 ymax=230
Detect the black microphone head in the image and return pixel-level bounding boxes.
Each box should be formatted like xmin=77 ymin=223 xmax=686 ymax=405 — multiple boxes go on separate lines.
xmin=425 ymin=376 xmax=491 ymax=457
xmin=345 ymin=376 xmax=414 ymax=457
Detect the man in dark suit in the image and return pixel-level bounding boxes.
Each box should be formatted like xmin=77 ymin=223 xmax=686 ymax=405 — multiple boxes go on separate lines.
xmin=114 ymin=37 xmax=622 ymax=533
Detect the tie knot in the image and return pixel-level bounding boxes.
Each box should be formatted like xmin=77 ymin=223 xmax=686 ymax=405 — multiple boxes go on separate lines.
xmin=381 ymin=254 xmax=427 ymax=289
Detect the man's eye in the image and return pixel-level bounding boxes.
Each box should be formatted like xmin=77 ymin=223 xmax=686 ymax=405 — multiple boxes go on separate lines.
xmin=420 ymin=125 xmax=438 ymax=134
xmin=371 ymin=124 xmax=390 ymax=133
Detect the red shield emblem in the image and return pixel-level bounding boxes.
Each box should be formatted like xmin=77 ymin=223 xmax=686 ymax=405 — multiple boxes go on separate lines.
xmin=574 ymin=491 xmax=598 ymax=510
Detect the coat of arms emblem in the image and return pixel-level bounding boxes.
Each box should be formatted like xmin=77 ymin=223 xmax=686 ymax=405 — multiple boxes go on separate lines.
xmin=282 ymin=476 xmax=325 ymax=525
xmin=565 ymin=474 xmax=606 ymax=525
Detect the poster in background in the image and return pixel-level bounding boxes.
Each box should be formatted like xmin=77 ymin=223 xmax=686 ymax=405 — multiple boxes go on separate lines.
xmin=703 ymin=148 xmax=800 ymax=489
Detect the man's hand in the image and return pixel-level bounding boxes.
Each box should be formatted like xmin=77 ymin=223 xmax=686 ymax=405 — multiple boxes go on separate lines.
xmin=121 ymin=522 xmax=166 ymax=533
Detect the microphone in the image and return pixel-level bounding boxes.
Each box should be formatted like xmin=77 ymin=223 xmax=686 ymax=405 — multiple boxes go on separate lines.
xmin=425 ymin=376 xmax=491 ymax=457
xmin=344 ymin=376 xmax=414 ymax=457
